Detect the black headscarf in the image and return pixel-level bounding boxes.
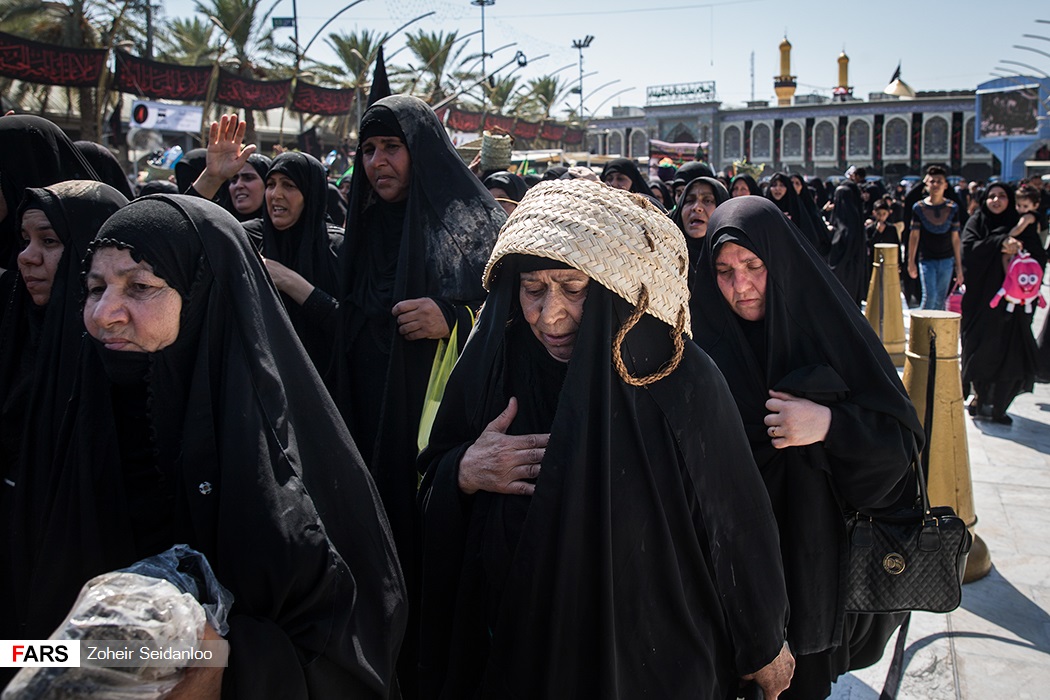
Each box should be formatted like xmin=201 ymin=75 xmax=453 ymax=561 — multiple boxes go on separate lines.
xmin=828 ymin=182 xmax=868 ymax=304
xmin=248 ymin=151 xmax=344 ymax=373
xmin=691 ymin=197 xmax=923 ymax=665
xmin=808 ymin=176 xmax=830 ymax=209
xmin=419 ymin=244 xmax=787 ymax=699
xmin=338 ymin=95 xmax=505 ymax=692
xmin=137 ymin=180 xmax=178 ymax=197
xmin=767 ymin=171 xmax=830 ymax=258
xmin=600 ymin=157 xmax=650 ymax=194
xmin=483 ymin=171 xmax=528 ymax=203
xmin=173 ymin=147 xmax=207 ymax=192
xmin=327 ymin=181 xmax=348 ymax=224
xmin=15 ymin=195 xmax=406 ymax=698
xmin=647 ymin=178 xmax=674 ymax=209
xmin=670 ymin=176 xmax=730 ymax=290
xmin=730 ymin=174 xmax=761 ymax=196
xmin=672 ymin=160 xmax=716 ymax=189
xmin=0 ymin=116 xmax=100 ymax=269
xmin=541 ymin=166 xmax=568 ymax=181
xmin=960 ymin=183 xmax=1047 ymax=390
xmin=74 ymin=141 xmax=135 ymax=200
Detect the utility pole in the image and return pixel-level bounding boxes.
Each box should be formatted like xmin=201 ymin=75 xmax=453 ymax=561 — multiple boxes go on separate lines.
xmin=472 ymin=0 xmax=494 ymax=112
xmin=572 ymin=35 xmax=593 ymax=120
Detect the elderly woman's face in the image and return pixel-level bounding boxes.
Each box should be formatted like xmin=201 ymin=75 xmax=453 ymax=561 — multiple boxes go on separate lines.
xmin=604 ymin=172 xmax=633 ymax=192
xmin=519 ymin=268 xmax=590 ymax=362
xmin=731 ymin=179 xmax=751 ymax=198
xmin=488 ymin=186 xmax=517 ymax=216
xmin=17 ymin=209 xmax=63 ymax=306
xmin=84 ymin=247 xmax=182 ymax=352
xmin=715 ymin=242 xmax=767 ymax=322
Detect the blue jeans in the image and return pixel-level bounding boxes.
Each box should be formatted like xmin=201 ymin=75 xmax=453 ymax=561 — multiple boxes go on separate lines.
xmin=919 ymin=257 xmax=955 ymax=310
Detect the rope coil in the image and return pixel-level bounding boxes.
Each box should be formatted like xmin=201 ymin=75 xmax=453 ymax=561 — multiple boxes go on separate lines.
xmin=612 ymin=285 xmax=687 ymax=386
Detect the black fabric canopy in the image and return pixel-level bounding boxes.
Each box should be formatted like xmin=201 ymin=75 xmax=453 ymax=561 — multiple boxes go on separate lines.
xmin=14 ymin=194 xmax=406 ymax=698
xmin=418 ymin=255 xmax=788 ymax=699
xmin=691 ymin=196 xmax=923 ymax=694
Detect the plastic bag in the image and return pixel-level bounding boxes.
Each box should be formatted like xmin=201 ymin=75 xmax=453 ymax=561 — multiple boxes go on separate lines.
xmin=3 ymin=546 xmax=233 ymax=699
xmin=120 ymin=544 xmax=233 ymax=637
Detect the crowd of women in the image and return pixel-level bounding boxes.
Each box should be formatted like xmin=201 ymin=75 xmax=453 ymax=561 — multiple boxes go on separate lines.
xmin=0 ymin=101 xmax=1046 ymax=699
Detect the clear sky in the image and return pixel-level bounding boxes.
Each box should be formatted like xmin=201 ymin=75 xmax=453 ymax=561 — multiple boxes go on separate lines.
xmin=160 ymin=0 xmax=1050 ymax=116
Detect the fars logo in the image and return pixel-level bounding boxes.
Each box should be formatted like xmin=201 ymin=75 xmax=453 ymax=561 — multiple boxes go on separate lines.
xmin=0 ymin=640 xmax=80 ymax=667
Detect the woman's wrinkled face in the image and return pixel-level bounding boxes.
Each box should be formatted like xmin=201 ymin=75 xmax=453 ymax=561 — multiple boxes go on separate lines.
xmin=266 ymin=172 xmax=306 ymax=231
xmin=519 ymin=268 xmax=590 ymax=363
xmin=769 ymin=179 xmax=788 ymax=201
xmin=84 ymin=247 xmax=182 ymax=353
xmin=362 ymin=135 xmax=411 ymax=203
xmin=985 ymin=186 xmax=1009 ymax=215
xmin=17 ymin=209 xmax=63 ymax=306
xmin=681 ymin=182 xmax=719 ymax=239
xmin=604 ymin=172 xmax=633 ymax=191
xmin=731 ymin=179 xmax=752 ymax=197
xmin=715 ymin=242 xmax=768 ymax=322
xmin=229 ymin=164 xmax=265 ymax=215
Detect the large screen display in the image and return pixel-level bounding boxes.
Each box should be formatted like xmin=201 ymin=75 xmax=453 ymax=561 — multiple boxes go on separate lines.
xmin=979 ymin=87 xmax=1040 ymax=138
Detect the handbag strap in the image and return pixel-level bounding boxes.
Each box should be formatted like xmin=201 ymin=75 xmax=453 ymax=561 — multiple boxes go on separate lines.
xmin=914 ymin=327 xmax=937 ymax=518
xmin=879 ymin=613 xmax=911 ymax=700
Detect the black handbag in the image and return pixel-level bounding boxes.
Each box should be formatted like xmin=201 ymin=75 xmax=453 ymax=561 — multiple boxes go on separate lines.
xmin=845 ymin=324 xmax=973 ymax=615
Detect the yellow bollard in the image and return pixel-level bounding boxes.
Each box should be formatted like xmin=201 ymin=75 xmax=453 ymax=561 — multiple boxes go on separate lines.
xmin=865 ymin=243 xmax=906 ymax=365
xmin=902 ymin=310 xmax=991 ymax=582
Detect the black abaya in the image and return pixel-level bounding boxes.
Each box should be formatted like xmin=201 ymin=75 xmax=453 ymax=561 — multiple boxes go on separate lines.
xmin=599 ymin=157 xmax=650 ymax=194
xmin=418 ymin=252 xmax=788 ymax=699
xmin=828 ymin=182 xmax=868 ymax=305
xmin=74 ymin=141 xmax=135 ymax=200
xmin=692 ymin=197 xmax=924 ymax=699
xmin=15 ymin=195 xmax=406 ymax=698
xmin=247 ymin=151 xmax=344 ymax=374
xmin=961 ymin=185 xmax=1047 ymax=418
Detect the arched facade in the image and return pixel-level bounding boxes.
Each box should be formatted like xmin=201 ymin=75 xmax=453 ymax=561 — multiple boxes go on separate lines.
xmin=630 ymin=129 xmax=648 ymax=158
xmin=607 ymin=131 xmax=623 ymax=156
xmin=814 ymin=120 xmax=836 ymax=159
xmin=782 ymin=121 xmax=803 ymax=158
xmin=752 ymin=123 xmax=771 ymax=159
xmin=724 ymin=125 xmax=742 ymax=159
xmin=923 ymin=116 xmax=950 ymax=157
xmin=847 ymin=119 xmax=871 ymax=157
xmin=884 ymin=117 xmax=909 ymax=157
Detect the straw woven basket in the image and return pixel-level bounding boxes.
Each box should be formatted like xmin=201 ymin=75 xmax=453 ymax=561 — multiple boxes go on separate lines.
xmin=485 ymin=179 xmax=691 ymax=338
xmin=480 ymin=130 xmax=513 ymax=172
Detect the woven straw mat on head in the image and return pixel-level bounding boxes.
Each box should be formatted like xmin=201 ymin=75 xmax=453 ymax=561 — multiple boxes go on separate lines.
xmin=484 ymin=178 xmax=692 ymax=338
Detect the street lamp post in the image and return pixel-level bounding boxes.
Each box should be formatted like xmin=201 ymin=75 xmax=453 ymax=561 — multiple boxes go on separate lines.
xmin=472 ymin=0 xmax=494 ymax=112
xmin=572 ymin=35 xmax=593 ymax=121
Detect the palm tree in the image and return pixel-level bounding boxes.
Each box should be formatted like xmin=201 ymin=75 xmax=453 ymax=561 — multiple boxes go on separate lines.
xmin=518 ymin=74 xmax=570 ymax=121
xmin=0 ymin=0 xmax=140 ymax=138
xmin=156 ymin=16 xmax=218 ymax=66
xmin=399 ymin=29 xmax=470 ymax=104
xmin=194 ymin=0 xmax=278 ymax=143
xmin=485 ymin=75 xmax=523 ymax=115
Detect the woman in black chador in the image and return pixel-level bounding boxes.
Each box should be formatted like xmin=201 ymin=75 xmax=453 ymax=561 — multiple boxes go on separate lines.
xmin=13 ymin=195 xmax=406 ymax=699
xmin=419 ymin=180 xmax=793 ymax=700
xmin=336 ymin=94 xmax=505 ymax=694
xmin=827 ymin=182 xmax=869 ymax=305
xmin=74 ymin=141 xmax=135 ymax=199
xmin=961 ymin=183 xmax=1047 ymax=423
xmin=766 ymin=171 xmax=830 ymax=259
xmin=0 ymin=181 xmax=127 ymax=667
xmin=691 ymin=197 xmax=924 ymax=700
xmin=246 ymin=151 xmax=344 ymax=375
xmin=599 ymin=157 xmax=651 ymax=194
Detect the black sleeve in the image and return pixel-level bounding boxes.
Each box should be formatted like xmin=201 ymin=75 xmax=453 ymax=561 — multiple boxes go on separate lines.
xmin=301 ymin=287 xmax=339 ymax=327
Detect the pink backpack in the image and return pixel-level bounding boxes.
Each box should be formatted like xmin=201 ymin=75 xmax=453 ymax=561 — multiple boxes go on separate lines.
xmin=989 ymin=251 xmax=1046 ymax=313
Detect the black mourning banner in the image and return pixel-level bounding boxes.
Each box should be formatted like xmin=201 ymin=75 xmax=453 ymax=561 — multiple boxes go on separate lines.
xmin=216 ymin=69 xmax=291 ymax=110
xmin=114 ymin=51 xmax=210 ymax=101
xmin=291 ymin=81 xmax=354 ymax=116
xmin=0 ymin=31 xmax=106 ymax=87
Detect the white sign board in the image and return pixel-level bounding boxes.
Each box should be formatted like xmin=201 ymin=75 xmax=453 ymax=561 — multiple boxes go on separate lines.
xmin=131 ymin=100 xmax=203 ymax=132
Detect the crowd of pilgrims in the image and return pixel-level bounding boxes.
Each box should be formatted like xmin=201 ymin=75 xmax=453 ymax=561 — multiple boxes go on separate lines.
xmin=0 ymin=99 xmax=1047 ymax=699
